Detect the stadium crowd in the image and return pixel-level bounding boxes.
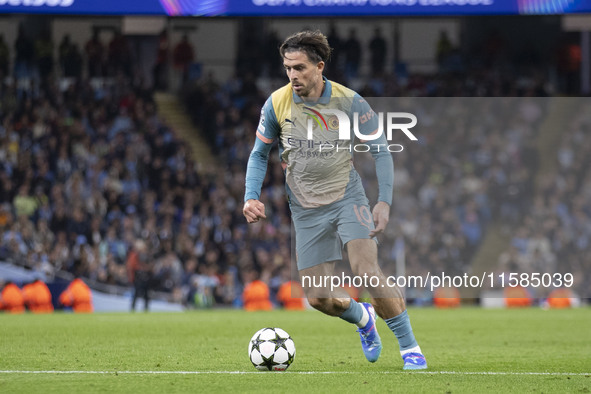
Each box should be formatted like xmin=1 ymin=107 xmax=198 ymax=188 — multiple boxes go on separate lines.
xmin=497 ymin=100 xmax=591 ymax=298
xmin=0 ymin=28 xmax=296 ymax=308
xmin=0 ymin=77 xmax=193 ymax=291
xmin=183 ymin=78 xmax=546 ymax=302
xmin=0 ymin=23 xmax=587 ymax=310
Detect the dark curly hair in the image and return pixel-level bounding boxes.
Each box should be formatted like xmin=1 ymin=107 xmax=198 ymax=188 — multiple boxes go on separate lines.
xmin=279 ymin=30 xmax=332 ymax=64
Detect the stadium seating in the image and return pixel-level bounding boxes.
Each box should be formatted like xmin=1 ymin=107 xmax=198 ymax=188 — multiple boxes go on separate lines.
xmin=0 ymin=25 xmax=587 ymax=310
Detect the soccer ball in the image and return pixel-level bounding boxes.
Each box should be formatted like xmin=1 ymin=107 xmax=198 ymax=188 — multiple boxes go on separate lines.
xmin=248 ymin=327 xmax=296 ymax=371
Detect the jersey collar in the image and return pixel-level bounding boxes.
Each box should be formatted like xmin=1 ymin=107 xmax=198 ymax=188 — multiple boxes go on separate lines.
xmin=292 ymin=76 xmax=332 ymax=105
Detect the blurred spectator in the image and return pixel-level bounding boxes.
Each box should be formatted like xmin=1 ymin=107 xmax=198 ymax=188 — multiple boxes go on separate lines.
xmin=504 ymin=286 xmax=533 ymax=308
xmin=153 ymin=238 xmax=183 ymax=293
xmin=555 ymin=33 xmax=581 ymax=95
xmin=85 ymin=29 xmax=105 ymax=78
xmin=242 ymin=269 xmax=272 ymax=311
xmin=153 ymin=30 xmax=169 ymax=91
xmin=127 ymin=240 xmax=154 ymax=312
xmin=344 ymin=28 xmax=361 ymax=79
xmin=0 ymin=281 xmax=25 ymax=313
xmin=0 ymin=34 xmax=9 ymax=78
xmin=436 ymin=30 xmax=453 ymax=71
xmin=59 ymin=35 xmax=83 ymax=79
xmin=263 ymin=29 xmax=281 ymax=78
xmin=14 ymin=24 xmax=35 ymax=79
xmin=482 ymin=29 xmax=507 ymax=68
xmin=216 ymin=268 xmax=241 ymax=307
xmin=369 ymin=27 xmax=387 ymax=77
xmin=35 ymin=29 xmax=54 ymax=79
xmin=326 ymin=24 xmax=343 ymax=78
xmin=193 ymin=282 xmax=214 ymax=309
xmin=433 ymin=287 xmax=460 ymax=308
xmin=22 ymin=279 xmax=53 ymax=313
xmin=236 ymin=20 xmax=263 ymax=78
xmin=277 ymin=280 xmax=305 ymax=310
xmin=173 ymin=34 xmax=195 ymax=85
xmin=13 ymin=184 xmax=37 ymax=218
xmin=276 ymin=268 xmax=305 ymax=310
xmin=546 ymin=288 xmax=574 ymax=309
xmin=108 ymin=31 xmax=131 ymax=77
xmin=59 ymin=277 xmax=93 ymax=313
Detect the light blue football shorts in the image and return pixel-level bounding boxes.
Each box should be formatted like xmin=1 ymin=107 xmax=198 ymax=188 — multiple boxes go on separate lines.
xmin=290 ymin=171 xmax=377 ymax=270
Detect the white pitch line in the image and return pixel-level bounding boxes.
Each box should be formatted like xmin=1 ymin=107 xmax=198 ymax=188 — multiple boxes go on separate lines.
xmin=0 ymin=370 xmax=589 ymax=376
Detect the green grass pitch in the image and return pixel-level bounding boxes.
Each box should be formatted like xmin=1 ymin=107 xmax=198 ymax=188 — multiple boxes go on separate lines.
xmin=0 ymin=307 xmax=590 ymax=393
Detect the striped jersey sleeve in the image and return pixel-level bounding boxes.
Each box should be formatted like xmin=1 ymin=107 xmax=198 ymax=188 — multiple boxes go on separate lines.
xmin=351 ymin=93 xmax=380 ymax=139
xmin=256 ymin=96 xmax=281 ymax=144
xmin=244 ymin=95 xmax=281 ymax=202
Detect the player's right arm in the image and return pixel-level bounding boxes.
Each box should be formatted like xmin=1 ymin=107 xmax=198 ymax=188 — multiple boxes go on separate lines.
xmin=243 ymin=96 xmax=280 ymax=223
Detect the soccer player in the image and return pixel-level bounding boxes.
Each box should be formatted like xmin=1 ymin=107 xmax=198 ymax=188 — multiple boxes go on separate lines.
xmin=243 ymin=30 xmax=427 ymax=370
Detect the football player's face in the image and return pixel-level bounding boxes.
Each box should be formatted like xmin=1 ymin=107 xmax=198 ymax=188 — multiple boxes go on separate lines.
xmin=283 ymin=51 xmax=324 ymax=98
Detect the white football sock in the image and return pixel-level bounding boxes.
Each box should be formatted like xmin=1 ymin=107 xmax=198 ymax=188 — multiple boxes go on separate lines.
xmin=401 ymin=345 xmax=422 ymax=357
xmin=355 ymin=305 xmax=370 ymax=328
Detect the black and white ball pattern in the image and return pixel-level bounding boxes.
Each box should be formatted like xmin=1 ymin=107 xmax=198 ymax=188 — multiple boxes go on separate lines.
xmin=248 ymin=328 xmax=296 ymax=371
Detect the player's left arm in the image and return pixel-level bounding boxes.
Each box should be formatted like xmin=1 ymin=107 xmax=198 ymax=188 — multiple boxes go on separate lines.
xmin=353 ymin=95 xmax=393 ymax=237
xmin=244 ymin=96 xmax=280 ymax=223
